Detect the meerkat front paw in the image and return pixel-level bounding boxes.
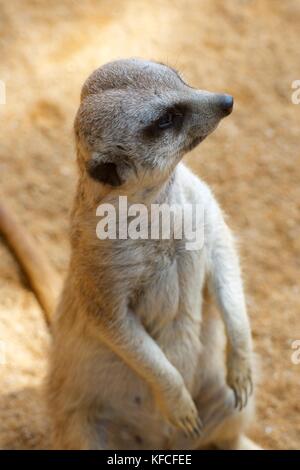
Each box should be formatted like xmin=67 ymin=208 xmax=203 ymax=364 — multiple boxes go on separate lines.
xmin=226 ymin=351 xmax=253 ymax=411
xmin=154 ymin=380 xmax=203 ymax=438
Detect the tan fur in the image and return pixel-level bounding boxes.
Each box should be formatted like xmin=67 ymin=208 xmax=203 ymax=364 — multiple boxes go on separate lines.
xmin=0 ymin=59 xmax=261 ymax=450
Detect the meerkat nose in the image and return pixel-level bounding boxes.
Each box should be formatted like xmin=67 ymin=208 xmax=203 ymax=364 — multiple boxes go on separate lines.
xmin=218 ymin=94 xmax=234 ymax=116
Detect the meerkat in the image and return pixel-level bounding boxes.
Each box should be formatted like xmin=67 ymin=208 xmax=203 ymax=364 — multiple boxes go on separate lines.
xmin=0 ymin=58 xmax=260 ymax=450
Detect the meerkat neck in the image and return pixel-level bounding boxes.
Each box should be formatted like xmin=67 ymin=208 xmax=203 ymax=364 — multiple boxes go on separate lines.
xmin=74 ymin=168 xmax=177 ymax=215
xmin=127 ymin=172 xmax=176 ymax=207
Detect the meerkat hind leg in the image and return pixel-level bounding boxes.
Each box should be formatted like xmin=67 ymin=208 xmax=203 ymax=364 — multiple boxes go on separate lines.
xmin=52 ymin=410 xmax=148 ymax=450
xmin=172 ymin=380 xmax=261 ymax=450
xmin=200 ymin=388 xmax=262 ymax=450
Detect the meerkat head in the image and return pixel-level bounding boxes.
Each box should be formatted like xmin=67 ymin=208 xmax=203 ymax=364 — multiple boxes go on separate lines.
xmin=75 ymin=58 xmax=233 ymax=194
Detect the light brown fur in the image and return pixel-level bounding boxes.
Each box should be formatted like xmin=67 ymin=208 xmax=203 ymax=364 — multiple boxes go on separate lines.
xmin=47 ymin=59 xmax=259 ymax=449
xmin=0 ymin=59 xmax=261 ymax=450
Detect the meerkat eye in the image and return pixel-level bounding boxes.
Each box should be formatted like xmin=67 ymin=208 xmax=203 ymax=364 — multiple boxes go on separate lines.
xmin=143 ymin=107 xmax=184 ymax=139
xmin=158 ymin=112 xmax=174 ymax=129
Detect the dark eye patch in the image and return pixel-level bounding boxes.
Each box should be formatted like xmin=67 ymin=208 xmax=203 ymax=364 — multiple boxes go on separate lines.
xmin=142 ymin=104 xmax=187 ymax=139
xmin=158 ymin=112 xmax=173 ymax=129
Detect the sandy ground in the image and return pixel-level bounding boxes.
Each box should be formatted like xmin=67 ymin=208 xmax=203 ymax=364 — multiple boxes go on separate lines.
xmin=0 ymin=0 xmax=299 ymax=450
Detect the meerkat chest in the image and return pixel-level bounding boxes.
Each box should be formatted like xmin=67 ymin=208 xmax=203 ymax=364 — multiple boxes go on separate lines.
xmin=132 ymin=239 xmax=205 ymax=334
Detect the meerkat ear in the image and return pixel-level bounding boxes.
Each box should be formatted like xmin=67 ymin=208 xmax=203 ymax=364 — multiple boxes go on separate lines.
xmin=86 ymin=150 xmax=124 ymax=186
xmin=87 ymin=160 xmax=122 ymax=187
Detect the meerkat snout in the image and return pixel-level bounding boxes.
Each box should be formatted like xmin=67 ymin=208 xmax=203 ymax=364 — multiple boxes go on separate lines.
xmin=74 ymin=58 xmax=233 ymax=191
xmin=217 ymin=94 xmax=234 ymax=115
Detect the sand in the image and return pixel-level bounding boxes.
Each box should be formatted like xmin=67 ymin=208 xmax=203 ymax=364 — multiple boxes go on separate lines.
xmin=0 ymin=0 xmax=299 ymax=449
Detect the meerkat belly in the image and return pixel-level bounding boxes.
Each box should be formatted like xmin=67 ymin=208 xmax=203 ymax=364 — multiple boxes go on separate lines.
xmin=134 ymin=256 xmax=180 ymax=334
xmin=134 ymin=248 xmax=206 ymax=390
xmin=63 ymin=247 xmax=206 ymax=429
